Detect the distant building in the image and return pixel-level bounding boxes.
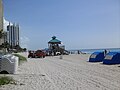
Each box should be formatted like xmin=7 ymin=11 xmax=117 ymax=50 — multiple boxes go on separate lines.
xmin=7 ymin=23 xmax=20 ymax=47
xmin=0 ymin=0 xmax=4 ymax=45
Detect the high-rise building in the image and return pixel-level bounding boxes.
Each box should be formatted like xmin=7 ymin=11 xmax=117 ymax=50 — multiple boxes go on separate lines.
xmin=0 ymin=0 xmax=4 ymax=46
xmin=7 ymin=23 xmax=20 ymax=47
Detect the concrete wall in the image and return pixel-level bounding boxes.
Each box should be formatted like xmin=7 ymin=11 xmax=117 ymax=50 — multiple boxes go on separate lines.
xmin=0 ymin=0 xmax=4 ymax=45
xmin=0 ymin=0 xmax=3 ymax=31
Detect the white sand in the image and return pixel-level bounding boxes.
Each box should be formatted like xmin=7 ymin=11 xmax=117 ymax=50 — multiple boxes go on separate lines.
xmin=0 ymin=54 xmax=120 ymax=90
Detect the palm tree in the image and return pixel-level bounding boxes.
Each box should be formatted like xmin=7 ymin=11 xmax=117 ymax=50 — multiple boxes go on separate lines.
xmin=2 ymin=41 xmax=10 ymax=48
xmin=0 ymin=30 xmax=9 ymax=54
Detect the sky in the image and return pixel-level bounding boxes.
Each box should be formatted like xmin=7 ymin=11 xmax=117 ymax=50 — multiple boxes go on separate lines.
xmin=2 ymin=0 xmax=120 ymax=50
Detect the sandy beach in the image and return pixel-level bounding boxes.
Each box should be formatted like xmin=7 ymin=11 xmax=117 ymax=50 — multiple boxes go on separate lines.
xmin=0 ymin=53 xmax=120 ymax=90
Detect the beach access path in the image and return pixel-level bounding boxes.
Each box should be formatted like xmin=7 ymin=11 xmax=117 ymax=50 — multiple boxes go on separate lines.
xmin=1 ymin=53 xmax=120 ymax=90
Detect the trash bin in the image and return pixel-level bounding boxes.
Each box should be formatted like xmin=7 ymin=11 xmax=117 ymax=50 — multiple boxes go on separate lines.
xmin=0 ymin=54 xmax=19 ymax=74
xmin=89 ymin=52 xmax=104 ymax=62
xmin=103 ymin=52 xmax=120 ymax=64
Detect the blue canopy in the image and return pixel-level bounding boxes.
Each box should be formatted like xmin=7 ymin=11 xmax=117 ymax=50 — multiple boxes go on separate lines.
xmin=103 ymin=52 xmax=120 ymax=64
xmin=89 ymin=52 xmax=104 ymax=62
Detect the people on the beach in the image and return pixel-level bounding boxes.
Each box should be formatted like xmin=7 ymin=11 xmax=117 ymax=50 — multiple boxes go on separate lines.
xmin=78 ymin=50 xmax=80 ymax=54
xmin=104 ymin=49 xmax=109 ymax=56
xmin=104 ymin=49 xmax=107 ymax=55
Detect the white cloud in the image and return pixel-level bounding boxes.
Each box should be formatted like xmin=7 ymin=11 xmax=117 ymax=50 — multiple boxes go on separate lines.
xmin=20 ymin=36 xmax=30 ymax=49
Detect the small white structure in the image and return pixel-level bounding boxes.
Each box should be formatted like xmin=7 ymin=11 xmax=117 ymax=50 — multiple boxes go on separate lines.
xmin=0 ymin=54 xmax=19 ymax=74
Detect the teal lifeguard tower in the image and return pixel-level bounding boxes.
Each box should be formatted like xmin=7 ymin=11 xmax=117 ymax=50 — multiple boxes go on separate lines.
xmin=48 ymin=36 xmax=64 ymax=56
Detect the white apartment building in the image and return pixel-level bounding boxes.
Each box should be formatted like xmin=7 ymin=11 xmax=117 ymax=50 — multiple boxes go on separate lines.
xmin=7 ymin=23 xmax=19 ymax=47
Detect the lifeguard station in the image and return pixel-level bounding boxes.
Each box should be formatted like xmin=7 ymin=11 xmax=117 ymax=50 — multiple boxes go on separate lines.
xmin=48 ymin=36 xmax=69 ymax=56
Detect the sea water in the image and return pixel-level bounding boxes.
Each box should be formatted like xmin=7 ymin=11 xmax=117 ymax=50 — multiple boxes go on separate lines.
xmin=69 ymin=48 xmax=120 ymax=54
xmin=80 ymin=48 xmax=120 ymax=54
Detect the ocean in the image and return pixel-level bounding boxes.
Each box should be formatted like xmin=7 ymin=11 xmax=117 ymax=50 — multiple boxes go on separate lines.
xmin=69 ymin=48 xmax=120 ymax=54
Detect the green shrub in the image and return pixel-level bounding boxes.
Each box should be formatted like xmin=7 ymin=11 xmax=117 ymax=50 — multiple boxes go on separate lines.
xmin=13 ymin=54 xmax=27 ymax=65
xmin=0 ymin=76 xmax=16 ymax=86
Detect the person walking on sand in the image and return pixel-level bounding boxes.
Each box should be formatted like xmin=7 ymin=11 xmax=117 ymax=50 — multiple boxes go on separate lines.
xmin=104 ymin=49 xmax=108 ymax=56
